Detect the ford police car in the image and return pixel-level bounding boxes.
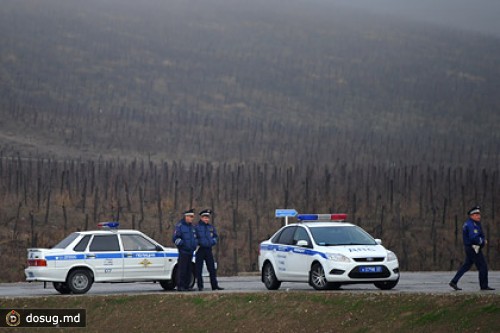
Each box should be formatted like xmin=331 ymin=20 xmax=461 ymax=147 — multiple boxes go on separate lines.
xmin=25 ymin=222 xmax=195 ymax=294
xmin=258 ymin=214 xmax=400 ymax=290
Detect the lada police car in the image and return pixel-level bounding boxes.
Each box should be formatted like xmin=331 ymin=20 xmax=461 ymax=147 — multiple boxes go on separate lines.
xmin=258 ymin=214 xmax=400 ymax=290
xmin=25 ymin=222 xmax=194 ymax=294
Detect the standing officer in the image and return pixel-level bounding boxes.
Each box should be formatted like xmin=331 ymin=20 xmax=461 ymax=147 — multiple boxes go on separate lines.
xmin=449 ymin=206 xmax=495 ymax=291
xmin=195 ymin=209 xmax=224 ymax=291
xmin=172 ymin=209 xmax=198 ymax=291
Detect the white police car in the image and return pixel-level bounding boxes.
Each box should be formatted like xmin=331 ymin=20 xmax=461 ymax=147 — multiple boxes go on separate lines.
xmin=258 ymin=214 xmax=400 ymax=290
xmin=25 ymin=222 xmax=194 ymax=294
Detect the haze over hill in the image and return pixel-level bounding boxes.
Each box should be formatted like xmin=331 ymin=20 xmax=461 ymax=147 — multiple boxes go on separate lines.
xmin=0 ymin=0 xmax=498 ymax=167
xmin=0 ymin=0 xmax=499 ymax=280
xmin=337 ymin=0 xmax=500 ymax=38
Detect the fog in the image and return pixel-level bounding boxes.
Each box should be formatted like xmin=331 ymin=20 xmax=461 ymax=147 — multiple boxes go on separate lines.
xmin=335 ymin=0 xmax=500 ymax=38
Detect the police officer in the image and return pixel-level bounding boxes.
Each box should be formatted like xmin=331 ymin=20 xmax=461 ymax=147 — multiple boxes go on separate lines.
xmin=449 ymin=206 xmax=495 ymax=291
xmin=172 ymin=209 xmax=198 ymax=291
xmin=195 ymin=209 xmax=224 ymax=291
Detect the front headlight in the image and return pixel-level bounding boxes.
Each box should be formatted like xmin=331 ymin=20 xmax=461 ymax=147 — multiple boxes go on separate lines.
xmin=326 ymin=253 xmax=351 ymax=263
xmin=387 ymin=251 xmax=398 ymax=262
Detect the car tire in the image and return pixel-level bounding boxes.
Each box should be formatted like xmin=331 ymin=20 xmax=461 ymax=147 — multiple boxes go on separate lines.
xmin=160 ymin=267 xmax=177 ymax=290
xmin=53 ymin=282 xmax=71 ymax=294
xmin=310 ymin=263 xmax=330 ymax=290
xmin=67 ymin=269 xmax=93 ymax=294
xmin=374 ymin=278 xmax=399 ymax=290
xmin=160 ymin=279 xmax=176 ymax=290
xmin=262 ymin=262 xmax=281 ymax=290
xmin=189 ymin=264 xmax=196 ymax=289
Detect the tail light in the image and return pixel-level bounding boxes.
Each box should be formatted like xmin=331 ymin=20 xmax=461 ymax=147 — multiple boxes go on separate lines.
xmin=27 ymin=259 xmax=47 ymax=267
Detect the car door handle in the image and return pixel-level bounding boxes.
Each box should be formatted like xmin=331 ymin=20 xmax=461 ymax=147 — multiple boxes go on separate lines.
xmin=125 ymin=253 xmax=133 ymax=258
xmin=86 ymin=254 xmax=95 ymax=258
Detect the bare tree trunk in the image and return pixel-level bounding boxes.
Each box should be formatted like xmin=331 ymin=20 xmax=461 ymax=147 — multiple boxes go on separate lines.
xmin=13 ymin=201 xmax=22 ymax=240
xmin=44 ymin=189 xmax=51 ymax=224
xmin=157 ymin=189 xmax=163 ymax=233
xmin=30 ymin=211 xmax=36 ymax=247
xmin=62 ymin=203 xmax=68 ymax=233
xmin=93 ymin=187 xmax=99 ymax=225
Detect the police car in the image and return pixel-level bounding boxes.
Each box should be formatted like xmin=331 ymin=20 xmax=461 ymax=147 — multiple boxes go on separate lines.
xmin=25 ymin=222 xmax=195 ymax=294
xmin=258 ymin=214 xmax=400 ymax=290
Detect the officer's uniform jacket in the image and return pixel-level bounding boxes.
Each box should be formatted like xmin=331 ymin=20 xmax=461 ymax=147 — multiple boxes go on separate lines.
xmin=196 ymin=222 xmax=218 ymax=248
xmin=172 ymin=219 xmax=198 ymax=254
xmin=462 ymin=218 xmax=485 ymax=247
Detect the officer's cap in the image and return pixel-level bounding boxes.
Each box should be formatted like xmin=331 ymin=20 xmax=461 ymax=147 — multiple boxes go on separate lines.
xmin=183 ymin=209 xmax=195 ymax=216
xmin=467 ymin=206 xmax=480 ymax=215
xmin=200 ymin=209 xmax=213 ymax=216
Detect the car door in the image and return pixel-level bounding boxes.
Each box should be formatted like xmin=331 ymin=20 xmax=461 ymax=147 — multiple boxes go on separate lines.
xmin=120 ymin=233 xmax=167 ymax=280
xmin=287 ymin=226 xmax=314 ymax=281
xmin=272 ymin=226 xmax=296 ymax=279
xmin=85 ymin=234 xmax=124 ymax=281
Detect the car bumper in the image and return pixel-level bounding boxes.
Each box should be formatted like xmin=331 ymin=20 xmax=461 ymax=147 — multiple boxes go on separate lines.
xmin=324 ymin=261 xmax=400 ymax=282
xmin=25 ymin=267 xmax=67 ymax=282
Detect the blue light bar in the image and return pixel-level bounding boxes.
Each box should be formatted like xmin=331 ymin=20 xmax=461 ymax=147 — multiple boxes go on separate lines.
xmin=297 ymin=214 xmax=320 ymax=221
xmin=97 ymin=222 xmax=120 ymax=229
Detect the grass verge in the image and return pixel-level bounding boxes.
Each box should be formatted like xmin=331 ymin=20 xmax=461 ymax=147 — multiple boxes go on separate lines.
xmin=1 ymin=292 xmax=499 ymax=332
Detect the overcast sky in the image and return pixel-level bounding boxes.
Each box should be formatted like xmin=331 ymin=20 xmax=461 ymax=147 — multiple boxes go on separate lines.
xmin=334 ymin=0 xmax=500 ymax=38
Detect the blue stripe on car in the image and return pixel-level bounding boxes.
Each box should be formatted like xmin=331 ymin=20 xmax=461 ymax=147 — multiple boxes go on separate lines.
xmin=46 ymin=252 xmax=179 ymax=260
xmin=260 ymin=244 xmax=327 ymax=259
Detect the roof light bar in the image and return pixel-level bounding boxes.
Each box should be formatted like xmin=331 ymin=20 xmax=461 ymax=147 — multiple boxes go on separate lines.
xmin=97 ymin=222 xmax=120 ymax=229
xmin=296 ymin=214 xmax=347 ymax=221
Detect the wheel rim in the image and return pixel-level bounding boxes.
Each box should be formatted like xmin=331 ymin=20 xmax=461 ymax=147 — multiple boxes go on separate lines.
xmin=312 ymin=265 xmax=327 ymax=288
xmin=72 ymin=274 xmax=89 ymax=290
xmin=264 ymin=264 xmax=275 ymax=286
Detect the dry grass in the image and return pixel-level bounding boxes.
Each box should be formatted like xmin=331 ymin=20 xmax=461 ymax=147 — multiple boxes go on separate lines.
xmin=1 ymin=292 xmax=500 ymax=332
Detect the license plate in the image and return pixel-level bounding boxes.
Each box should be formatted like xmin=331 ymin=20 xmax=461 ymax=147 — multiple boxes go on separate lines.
xmin=359 ymin=266 xmax=382 ymax=273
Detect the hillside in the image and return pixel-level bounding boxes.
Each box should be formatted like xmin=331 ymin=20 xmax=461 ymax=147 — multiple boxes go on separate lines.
xmin=0 ymin=0 xmax=499 ymax=166
xmin=0 ymin=0 xmax=499 ymax=282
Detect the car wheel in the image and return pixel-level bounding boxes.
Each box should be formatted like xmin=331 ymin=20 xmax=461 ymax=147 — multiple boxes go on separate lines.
xmin=310 ymin=263 xmax=329 ymax=290
xmin=160 ymin=279 xmax=176 ymax=290
xmin=160 ymin=267 xmax=177 ymax=290
xmin=67 ymin=269 xmax=93 ymax=294
xmin=262 ymin=262 xmax=281 ymax=290
xmin=53 ymin=282 xmax=71 ymax=294
xmin=374 ymin=278 xmax=399 ymax=290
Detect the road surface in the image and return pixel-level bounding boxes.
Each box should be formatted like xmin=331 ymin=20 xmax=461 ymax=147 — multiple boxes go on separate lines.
xmin=1 ymin=271 xmax=498 ymax=298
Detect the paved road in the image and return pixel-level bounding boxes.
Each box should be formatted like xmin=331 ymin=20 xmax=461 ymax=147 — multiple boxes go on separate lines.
xmin=1 ymin=272 xmax=498 ymax=298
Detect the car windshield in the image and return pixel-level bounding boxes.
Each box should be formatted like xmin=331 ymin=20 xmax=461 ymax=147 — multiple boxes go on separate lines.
xmin=52 ymin=233 xmax=80 ymax=249
xmin=309 ymin=226 xmax=377 ymax=246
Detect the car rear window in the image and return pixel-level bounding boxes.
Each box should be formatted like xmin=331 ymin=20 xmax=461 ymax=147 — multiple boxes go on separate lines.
xmin=52 ymin=233 xmax=80 ymax=249
xmin=73 ymin=235 xmax=92 ymax=252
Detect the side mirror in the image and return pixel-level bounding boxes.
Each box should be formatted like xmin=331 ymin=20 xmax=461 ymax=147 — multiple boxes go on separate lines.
xmin=156 ymin=245 xmax=164 ymax=251
xmin=375 ymin=239 xmax=382 ymax=245
xmin=296 ymin=240 xmax=309 ymax=247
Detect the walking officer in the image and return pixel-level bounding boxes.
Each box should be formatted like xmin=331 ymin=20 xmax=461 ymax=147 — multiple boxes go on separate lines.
xmin=195 ymin=209 xmax=224 ymax=291
xmin=449 ymin=206 xmax=495 ymax=291
xmin=172 ymin=209 xmax=198 ymax=291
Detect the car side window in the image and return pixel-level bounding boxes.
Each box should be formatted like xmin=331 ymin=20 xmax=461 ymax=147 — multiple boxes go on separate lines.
xmin=89 ymin=235 xmax=120 ymax=251
xmin=276 ymin=226 xmax=296 ymax=245
xmin=73 ymin=235 xmax=91 ymax=252
xmin=121 ymin=234 xmax=157 ymax=251
xmin=293 ymin=227 xmax=311 ymax=247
